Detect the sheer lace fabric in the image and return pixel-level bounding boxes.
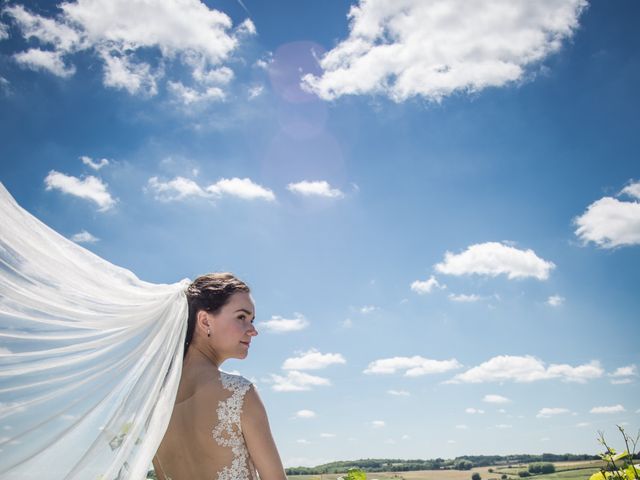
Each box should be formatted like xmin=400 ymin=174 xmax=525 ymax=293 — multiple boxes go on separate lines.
xmin=0 ymin=183 xmax=189 ymax=479
xmin=212 ymin=372 xmax=257 ymax=480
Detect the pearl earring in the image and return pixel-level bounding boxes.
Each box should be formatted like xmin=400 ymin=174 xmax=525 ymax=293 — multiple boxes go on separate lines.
xmin=207 ymin=328 xmax=211 ymax=337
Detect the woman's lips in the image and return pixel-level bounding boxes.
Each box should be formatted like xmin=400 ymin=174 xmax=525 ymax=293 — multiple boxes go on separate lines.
xmin=240 ymin=341 xmax=250 ymax=347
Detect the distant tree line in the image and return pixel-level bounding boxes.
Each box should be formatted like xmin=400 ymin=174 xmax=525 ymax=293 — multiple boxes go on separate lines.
xmin=284 ymin=454 xmax=598 ymax=475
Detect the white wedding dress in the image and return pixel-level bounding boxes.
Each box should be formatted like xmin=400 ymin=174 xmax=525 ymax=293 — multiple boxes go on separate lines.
xmin=0 ymin=182 xmax=190 ymax=479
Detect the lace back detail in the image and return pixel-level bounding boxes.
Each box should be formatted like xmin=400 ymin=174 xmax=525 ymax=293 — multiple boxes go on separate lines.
xmin=211 ymin=372 xmax=254 ymax=480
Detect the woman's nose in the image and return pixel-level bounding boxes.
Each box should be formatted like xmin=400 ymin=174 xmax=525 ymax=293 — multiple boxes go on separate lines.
xmin=248 ymin=325 xmax=258 ymax=336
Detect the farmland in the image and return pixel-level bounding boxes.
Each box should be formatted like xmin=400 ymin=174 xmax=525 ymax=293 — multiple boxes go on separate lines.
xmin=287 ymin=460 xmax=602 ymax=480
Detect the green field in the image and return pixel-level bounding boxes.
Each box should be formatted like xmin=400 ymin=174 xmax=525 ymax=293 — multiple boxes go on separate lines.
xmin=287 ymin=460 xmax=602 ymax=480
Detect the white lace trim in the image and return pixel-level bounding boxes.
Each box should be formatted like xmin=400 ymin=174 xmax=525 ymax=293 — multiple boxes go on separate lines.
xmin=212 ymin=372 xmax=255 ymax=480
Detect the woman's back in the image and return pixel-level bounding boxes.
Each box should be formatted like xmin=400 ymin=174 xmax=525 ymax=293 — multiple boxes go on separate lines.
xmin=154 ymin=369 xmax=258 ymax=480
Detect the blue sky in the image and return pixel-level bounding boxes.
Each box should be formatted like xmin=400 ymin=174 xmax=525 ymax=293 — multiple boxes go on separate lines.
xmin=1 ymin=0 xmax=639 ymax=467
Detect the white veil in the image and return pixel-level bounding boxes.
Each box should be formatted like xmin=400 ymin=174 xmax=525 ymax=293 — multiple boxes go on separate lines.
xmin=0 ymin=182 xmax=189 ymax=479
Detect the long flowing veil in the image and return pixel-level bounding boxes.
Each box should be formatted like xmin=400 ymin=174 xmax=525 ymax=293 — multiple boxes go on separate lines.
xmin=0 ymin=183 xmax=189 ymax=480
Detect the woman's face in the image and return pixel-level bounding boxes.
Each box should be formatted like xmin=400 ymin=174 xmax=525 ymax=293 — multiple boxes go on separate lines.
xmin=207 ymin=291 xmax=258 ymax=360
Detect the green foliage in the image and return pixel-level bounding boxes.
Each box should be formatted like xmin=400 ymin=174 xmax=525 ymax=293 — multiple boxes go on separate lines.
xmin=472 ymin=472 xmax=482 ymax=480
xmin=518 ymin=471 xmax=531 ymax=477
xmin=345 ymin=468 xmax=367 ymax=480
xmin=590 ymin=426 xmax=640 ymax=480
xmin=455 ymin=459 xmax=474 ymax=470
xmin=528 ymin=463 xmax=556 ymax=474
xmin=502 ymin=474 xmax=509 ymax=479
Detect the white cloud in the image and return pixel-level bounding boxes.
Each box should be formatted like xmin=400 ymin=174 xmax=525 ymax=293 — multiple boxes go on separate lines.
xmin=364 ymin=355 xmax=462 ymax=376
xmin=465 ymin=408 xmax=485 ymax=414
xmin=320 ymin=433 xmax=336 ymax=438
xmin=71 ymin=230 xmax=99 ymax=243
xmin=621 ymin=182 xmax=640 ymax=200
xmin=371 ymin=420 xmax=385 ymax=428
xmin=496 ymin=424 xmax=513 ymax=429
xmin=435 ymin=242 xmax=555 ymax=280
xmin=297 ymin=439 xmax=310 ymax=444
xmin=270 ymin=371 xmax=331 ymax=392
xmin=455 ymin=424 xmax=468 ymax=430
xmin=14 ymin=48 xmax=75 ymax=77
xmin=448 ymin=293 xmax=481 ymax=303
xmin=574 ymin=181 xmax=640 ymax=248
xmin=45 ymin=170 xmax=115 ymax=211
xmin=449 ymin=355 xmax=603 ymax=384
xmin=258 ymin=314 xmax=310 ymax=333
xmin=590 ymin=405 xmax=625 ymax=414
xmin=483 ymin=394 xmax=510 ymax=404
xmin=611 ymin=378 xmax=633 ymax=385
xmin=537 ymin=407 xmax=570 ymax=418
xmin=81 ymin=156 xmax=109 ymax=171
xmin=360 ymin=305 xmax=377 ymax=314
xmin=147 ymin=176 xmax=275 ymax=202
xmin=207 ymin=177 xmax=275 ymax=201
xmin=387 ymin=389 xmax=410 ymax=397
xmin=287 ymin=180 xmax=344 ymax=198
xmin=610 ymin=365 xmax=637 ymax=378
xmin=282 ymin=349 xmax=346 ymax=371
xmin=295 ymin=410 xmax=316 ymax=419
xmin=547 ymin=295 xmax=565 ymax=307
xmin=5 ymin=0 xmax=254 ymax=96
xmin=341 ymin=318 xmax=353 ymax=328
xmin=410 ymin=275 xmax=445 ymax=295
xmin=168 ymin=81 xmax=225 ymax=104
xmin=0 ymin=22 xmax=9 ymax=40
xmin=302 ymin=0 xmax=586 ymax=102
xmin=147 ymin=176 xmax=207 ymax=201
xmin=248 ymin=84 xmax=264 ymax=99
xmin=576 ymin=422 xmax=591 ymax=427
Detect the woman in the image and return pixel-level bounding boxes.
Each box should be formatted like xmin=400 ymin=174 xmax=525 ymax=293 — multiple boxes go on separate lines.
xmin=0 ymin=183 xmax=286 ymax=479
xmin=153 ymin=273 xmax=287 ymax=480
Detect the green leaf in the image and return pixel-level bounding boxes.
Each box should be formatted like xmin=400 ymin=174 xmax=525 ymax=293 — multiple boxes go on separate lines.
xmin=346 ymin=467 xmax=367 ymax=480
xmin=613 ymin=451 xmax=629 ymax=462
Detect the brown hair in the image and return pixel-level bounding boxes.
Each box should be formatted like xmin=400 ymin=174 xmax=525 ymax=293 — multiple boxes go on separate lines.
xmin=184 ymin=273 xmax=250 ymax=359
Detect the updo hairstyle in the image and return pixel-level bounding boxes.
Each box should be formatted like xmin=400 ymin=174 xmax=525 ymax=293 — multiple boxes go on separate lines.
xmin=184 ymin=273 xmax=250 ymax=359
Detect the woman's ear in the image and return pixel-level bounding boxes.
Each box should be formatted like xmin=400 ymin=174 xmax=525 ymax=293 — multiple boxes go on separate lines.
xmin=196 ymin=310 xmax=210 ymax=334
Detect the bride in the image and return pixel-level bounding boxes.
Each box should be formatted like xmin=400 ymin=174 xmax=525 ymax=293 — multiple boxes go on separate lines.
xmin=153 ymin=273 xmax=287 ymax=480
xmin=0 ymin=183 xmax=286 ymax=480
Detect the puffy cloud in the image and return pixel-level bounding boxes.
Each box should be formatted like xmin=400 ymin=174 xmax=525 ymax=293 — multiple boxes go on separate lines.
xmin=295 ymin=409 xmax=316 ymax=419
xmin=483 ymin=394 xmax=510 ymax=404
xmin=248 ymin=84 xmax=264 ymax=99
xmin=465 ymin=408 xmax=485 ymax=414
xmin=364 ymin=355 xmax=462 ymax=376
xmin=609 ymin=365 xmax=637 ymax=385
xmin=590 ymin=405 xmax=625 ymax=414
xmin=147 ymin=176 xmax=207 ymax=201
xmin=371 ymin=420 xmax=385 ymax=428
xmin=167 ymin=81 xmax=225 ymax=104
xmin=5 ymin=0 xmax=254 ymax=96
xmin=71 ymin=230 xmax=99 ymax=243
xmin=610 ymin=365 xmax=637 ymax=377
xmin=360 ymin=305 xmax=378 ymax=314
xmin=387 ymin=389 xmax=410 ymax=396
xmin=302 ymin=0 xmax=587 ymax=102
xmin=435 ymin=242 xmax=555 ymax=280
xmin=44 ymin=170 xmax=115 ymax=211
xmin=0 ymin=22 xmax=9 ymax=40
xmin=282 ymin=349 xmax=346 ymax=370
xmin=207 ymin=177 xmax=275 ymax=201
xmin=147 ymin=176 xmax=275 ymax=202
xmin=449 ymin=355 xmax=603 ymax=384
xmin=547 ymin=295 xmax=565 ymax=307
xmin=270 ymin=371 xmax=331 ymax=392
xmin=448 ymin=293 xmax=481 ymax=303
xmin=320 ymin=433 xmax=336 ymax=438
xmin=287 ymin=180 xmax=344 ymax=198
xmin=81 ymin=156 xmax=109 ymax=171
xmin=574 ymin=181 xmax=640 ymax=248
xmin=14 ymin=48 xmax=75 ymax=77
xmin=258 ymin=314 xmax=310 ymax=333
xmin=536 ymin=407 xmax=570 ymax=418
xmin=410 ymin=275 xmax=445 ymax=295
